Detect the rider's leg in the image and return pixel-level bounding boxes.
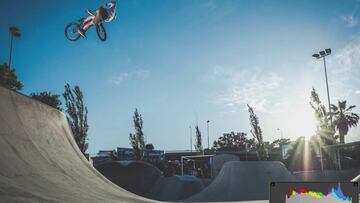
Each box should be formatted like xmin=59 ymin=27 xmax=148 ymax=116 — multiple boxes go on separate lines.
xmin=83 ymin=17 xmax=95 ymax=32
xmin=83 ymin=15 xmax=94 ymax=25
xmin=78 ymin=15 xmax=94 ymax=37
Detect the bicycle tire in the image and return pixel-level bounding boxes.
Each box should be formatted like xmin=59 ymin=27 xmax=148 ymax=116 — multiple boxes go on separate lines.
xmin=65 ymin=22 xmax=81 ymax=41
xmin=96 ymin=24 xmax=107 ymax=41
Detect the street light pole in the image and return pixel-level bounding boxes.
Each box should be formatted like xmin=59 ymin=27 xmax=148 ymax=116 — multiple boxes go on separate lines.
xmin=312 ymin=48 xmax=332 ymax=171
xmin=190 ymin=126 xmax=192 ymax=152
xmin=8 ymin=26 xmax=21 ymax=68
xmin=277 ymin=128 xmax=286 ymax=159
xmin=245 ymin=143 xmax=249 ymax=161
xmin=9 ymin=33 xmax=14 ymax=67
xmin=206 ymin=120 xmax=210 ymax=151
xmin=323 ymin=56 xmax=331 ymax=116
xmin=276 ymin=128 xmax=283 ymax=139
xmin=318 ymin=133 xmax=324 ymax=171
xmin=312 ymin=48 xmax=332 ymax=115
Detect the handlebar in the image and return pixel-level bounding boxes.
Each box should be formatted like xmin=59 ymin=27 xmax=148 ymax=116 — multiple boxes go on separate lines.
xmin=86 ymin=9 xmax=95 ymax=16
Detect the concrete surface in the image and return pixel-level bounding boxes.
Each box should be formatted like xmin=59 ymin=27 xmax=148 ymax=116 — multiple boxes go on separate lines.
xmin=95 ymin=161 xmax=204 ymax=201
xmin=147 ymin=175 xmax=204 ymax=201
xmin=95 ymin=161 xmax=162 ymax=197
xmin=184 ymin=161 xmax=295 ymax=202
xmin=212 ymin=154 xmax=239 ymax=178
xmin=0 ymin=86 xmax=269 ymax=203
xmin=0 ymin=87 xmax=156 ymax=203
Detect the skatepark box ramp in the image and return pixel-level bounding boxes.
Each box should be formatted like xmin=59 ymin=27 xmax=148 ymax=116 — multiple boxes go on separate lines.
xmin=0 ymin=86 xmax=269 ymax=203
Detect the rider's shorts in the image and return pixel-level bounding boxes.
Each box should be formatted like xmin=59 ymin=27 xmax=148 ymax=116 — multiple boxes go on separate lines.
xmin=93 ymin=7 xmax=109 ymax=25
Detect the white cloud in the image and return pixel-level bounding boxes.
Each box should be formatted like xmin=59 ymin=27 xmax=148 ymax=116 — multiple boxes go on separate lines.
xmin=341 ymin=15 xmax=358 ymax=27
xmin=211 ymin=65 xmax=284 ymax=113
xmin=355 ymin=90 xmax=360 ymax=94
xmin=325 ymin=38 xmax=360 ymax=99
xmin=109 ymin=69 xmax=150 ymax=85
xmin=274 ymin=101 xmax=290 ymax=107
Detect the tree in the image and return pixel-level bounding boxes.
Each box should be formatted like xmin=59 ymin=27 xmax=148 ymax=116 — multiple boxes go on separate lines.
xmin=247 ymin=104 xmax=268 ymax=160
xmin=194 ymin=125 xmax=203 ymax=154
xmin=145 ymin=143 xmax=154 ymax=150
xmin=213 ymin=131 xmax=256 ymax=151
xmin=30 ymin=91 xmax=62 ymax=111
xmin=63 ymin=84 xmax=89 ymax=155
xmin=310 ymin=87 xmax=336 ymax=145
xmin=330 ymin=100 xmax=359 ymax=144
xmin=129 ymin=108 xmax=146 ymax=160
xmin=0 ymin=63 xmax=23 ymax=91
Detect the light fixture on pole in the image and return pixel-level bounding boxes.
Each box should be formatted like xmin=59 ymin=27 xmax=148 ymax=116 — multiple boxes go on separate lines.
xmin=312 ymin=48 xmax=332 ymax=171
xmin=206 ymin=120 xmax=210 ymax=151
xmin=312 ymin=48 xmax=332 ymax=115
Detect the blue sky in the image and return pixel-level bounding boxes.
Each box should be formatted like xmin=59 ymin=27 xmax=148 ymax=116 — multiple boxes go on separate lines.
xmin=1 ymin=0 xmax=360 ymax=154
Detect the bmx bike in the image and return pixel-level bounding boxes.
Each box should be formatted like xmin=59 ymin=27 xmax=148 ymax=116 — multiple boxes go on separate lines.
xmin=64 ymin=9 xmax=107 ymax=42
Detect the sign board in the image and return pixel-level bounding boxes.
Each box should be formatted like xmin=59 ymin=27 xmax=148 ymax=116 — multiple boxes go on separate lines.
xmin=117 ymin=148 xmax=165 ymax=160
xmin=117 ymin=148 xmax=135 ymax=160
xmin=144 ymin=150 xmax=165 ymax=160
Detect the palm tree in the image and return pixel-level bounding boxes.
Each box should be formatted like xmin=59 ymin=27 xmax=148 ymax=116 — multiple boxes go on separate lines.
xmin=330 ymin=100 xmax=359 ymax=144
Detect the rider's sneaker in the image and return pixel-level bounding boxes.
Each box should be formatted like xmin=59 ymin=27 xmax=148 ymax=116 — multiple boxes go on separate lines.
xmin=78 ymin=28 xmax=87 ymax=38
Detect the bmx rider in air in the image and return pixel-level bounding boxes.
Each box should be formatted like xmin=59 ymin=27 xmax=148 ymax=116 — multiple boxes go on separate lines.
xmin=78 ymin=1 xmax=117 ymax=37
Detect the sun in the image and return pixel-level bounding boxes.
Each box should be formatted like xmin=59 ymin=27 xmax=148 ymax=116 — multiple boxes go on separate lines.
xmin=273 ymin=100 xmax=317 ymax=141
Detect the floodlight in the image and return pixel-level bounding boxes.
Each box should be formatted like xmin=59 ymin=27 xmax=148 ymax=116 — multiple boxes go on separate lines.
xmin=319 ymin=51 xmax=326 ymax=56
xmin=312 ymin=53 xmax=320 ymax=58
xmin=9 ymin=26 xmax=21 ymax=37
xmin=9 ymin=26 xmax=19 ymax=32
xmin=325 ymin=48 xmax=331 ymax=54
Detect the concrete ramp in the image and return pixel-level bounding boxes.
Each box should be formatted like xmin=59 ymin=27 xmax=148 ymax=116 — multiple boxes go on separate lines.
xmin=95 ymin=161 xmax=162 ymax=197
xmin=184 ymin=161 xmax=295 ymax=202
xmin=0 ymin=86 xmax=269 ymax=203
xmin=146 ymin=175 xmax=204 ymax=201
xmin=212 ymin=154 xmax=239 ymax=178
xmin=0 ymin=87 xmax=154 ymax=203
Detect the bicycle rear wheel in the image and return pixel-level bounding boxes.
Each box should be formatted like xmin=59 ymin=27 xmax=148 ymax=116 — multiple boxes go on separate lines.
xmin=96 ymin=24 xmax=107 ymax=41
xmin=65 ymin=22 xmax=81 ymax=41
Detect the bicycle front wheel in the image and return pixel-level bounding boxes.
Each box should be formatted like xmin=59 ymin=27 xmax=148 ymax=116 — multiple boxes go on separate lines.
xmin=65 ymin=22 xmax=81 ymax=41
